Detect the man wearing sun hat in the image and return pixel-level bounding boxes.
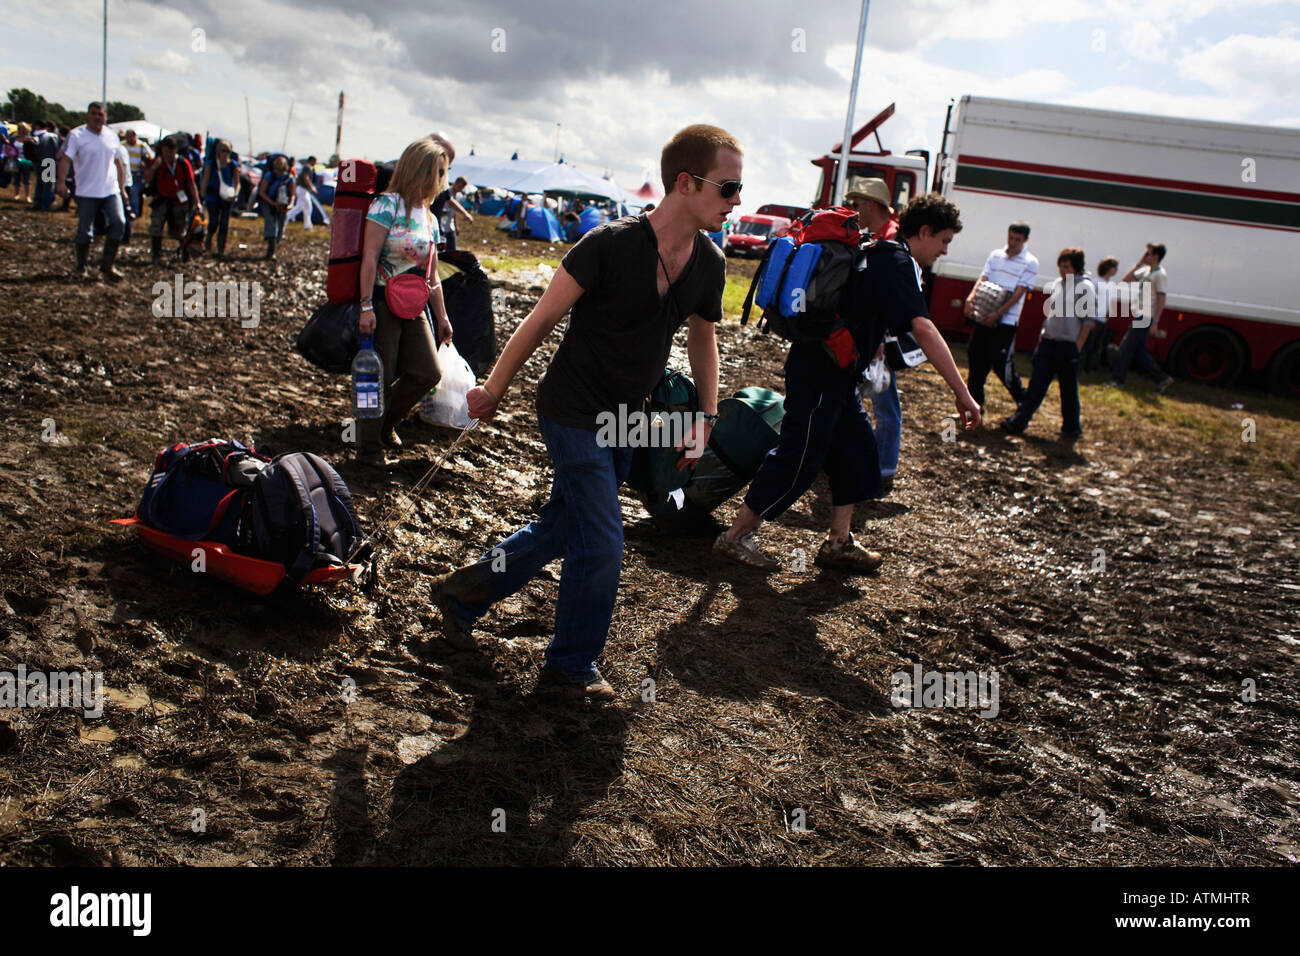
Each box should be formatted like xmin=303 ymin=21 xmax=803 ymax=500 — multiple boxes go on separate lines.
xmin=845 ymin=178 xmax=905 ymax=494
xmin=845 ymin=177 xmax=897 ymax=240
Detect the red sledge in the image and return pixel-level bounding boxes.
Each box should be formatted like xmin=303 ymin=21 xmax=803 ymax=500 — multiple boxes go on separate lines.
xmin=112 ymin=517 xmax=360 ymax=595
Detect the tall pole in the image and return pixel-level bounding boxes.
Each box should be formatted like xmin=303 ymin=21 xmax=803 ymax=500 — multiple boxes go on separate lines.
xmin=245 ymin=95 xmax=253 ymax=157
xmin=833 ymin=0 xmax=871 ymax=207
xmin=333 ymin=91 xmax=344 ymax=162
xmin=102 ymin=0 xmax=108 ymax=107
xmin=281 ymin=98 xmax=294 ymax=153
xmin=555 ymin=123 xmax=561 ymax=163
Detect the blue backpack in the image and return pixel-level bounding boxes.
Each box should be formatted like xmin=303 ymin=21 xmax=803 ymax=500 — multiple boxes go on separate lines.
xmin=741 ymin=207 xmax=862 ymax=342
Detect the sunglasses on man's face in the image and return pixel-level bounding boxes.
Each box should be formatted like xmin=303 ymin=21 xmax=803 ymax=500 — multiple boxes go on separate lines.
xmin=692 ymin=174 xmax=743 ymax=199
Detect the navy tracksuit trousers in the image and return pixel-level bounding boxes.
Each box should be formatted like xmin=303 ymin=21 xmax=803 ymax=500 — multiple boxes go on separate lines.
xmin=744 ymin=344 xmax=881 ymax=520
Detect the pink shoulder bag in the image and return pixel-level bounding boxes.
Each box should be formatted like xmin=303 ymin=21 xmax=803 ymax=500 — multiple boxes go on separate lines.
xmin=383 ymin=213 xmax=435 ymax=319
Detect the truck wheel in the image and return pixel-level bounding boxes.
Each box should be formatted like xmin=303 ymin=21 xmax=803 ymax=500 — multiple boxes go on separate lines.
xmin=1171 ymin=327 xmax=1246 ymax=388
xmin=1266 ymin=341 xmax=1300 ymax=399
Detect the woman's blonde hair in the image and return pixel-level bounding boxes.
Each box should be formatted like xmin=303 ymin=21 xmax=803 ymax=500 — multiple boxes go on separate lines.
xmin=215 ymin=139 xmax=232 ymax=165
xmin=387 ymin=138 xmax=448 ymax=220
xmin=272 ymin=155 xmax=288 ymax=173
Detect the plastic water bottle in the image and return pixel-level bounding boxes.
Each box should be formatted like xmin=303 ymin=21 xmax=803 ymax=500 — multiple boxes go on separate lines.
xmin=351 ymin=334 xmax=384 ymax=420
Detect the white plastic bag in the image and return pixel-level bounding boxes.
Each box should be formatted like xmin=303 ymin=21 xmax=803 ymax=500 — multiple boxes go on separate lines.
xmin=860 ymin=354 xmax=891 ymax=397
xmin=419 ymin=342 xmax=475 ymax=429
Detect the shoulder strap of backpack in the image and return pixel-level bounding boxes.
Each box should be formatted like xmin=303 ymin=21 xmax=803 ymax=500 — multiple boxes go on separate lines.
xmin=302 ymin=453 xmax=362 ymax=543
xmin=740 ymin=238 xmax=779 ymax=327
xmin=272 ymin=454 xmax=322 ymax=576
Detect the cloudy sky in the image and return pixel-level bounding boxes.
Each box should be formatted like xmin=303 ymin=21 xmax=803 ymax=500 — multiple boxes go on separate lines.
xmin=5 ymin=0 xmax=1299 ymax=210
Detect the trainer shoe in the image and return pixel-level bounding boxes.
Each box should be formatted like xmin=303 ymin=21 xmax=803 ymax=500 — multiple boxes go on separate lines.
xmin=1156 ymin=375 xmax=1174 ymax=394
xmin=539 ymin=664 xmax=616 ymax=703
xmin=880 ymin=475 xmax=895 ymax=496
xmin=382 ymin=427 xmax=403 ymax=449
xmin=815 ymin=534 xmax=883 ymax=573
xmin=713 ymin=531 xmax=778 ymax=571
xmin=429 ymin=574 xmax=478 ymax=651
xmin=999 ymin=418 xmax=1025 ymax=435
xmin=356 ymin=449 xmax=393 ymax=468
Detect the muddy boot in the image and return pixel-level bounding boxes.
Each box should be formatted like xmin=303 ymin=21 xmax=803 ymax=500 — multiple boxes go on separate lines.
xmin=265 ymin=238 xmax=277 ymax=260
xmin=181 ymin=242 xmax=191 ymax=264
xmin=216 ymin=235 xmax=227 ymax=261
xmin=100 ymin=238 xmax=124 ymax=281
xmin=72 ymin=242 xmax=90 ymax=278
xmin=150 ymin=236 xmax=163 ymax=266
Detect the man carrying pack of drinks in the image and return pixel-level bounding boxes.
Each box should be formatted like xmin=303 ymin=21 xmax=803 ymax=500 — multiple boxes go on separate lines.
xmin=715 ymin=193 xmax=982 ymax=573
xmin=428 ymin=124 xmax=738 ymax=702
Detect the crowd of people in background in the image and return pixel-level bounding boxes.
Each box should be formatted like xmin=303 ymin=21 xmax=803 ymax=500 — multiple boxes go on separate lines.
xmin=1 ymin=103 xmax=339 ymax=271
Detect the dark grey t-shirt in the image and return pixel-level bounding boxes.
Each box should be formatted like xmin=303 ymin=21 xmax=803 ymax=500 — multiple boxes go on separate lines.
xmin=536 ymin=215 xmax=725 ymax=430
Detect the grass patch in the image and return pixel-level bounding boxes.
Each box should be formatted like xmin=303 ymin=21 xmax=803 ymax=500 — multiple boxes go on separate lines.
xmin=1080 ymin=377 xmax=1300 ymax=480
xmin=480 ymin=254 xmax=564 ymax=275
xmin=721 ymin=275 xmax=751 ymax=323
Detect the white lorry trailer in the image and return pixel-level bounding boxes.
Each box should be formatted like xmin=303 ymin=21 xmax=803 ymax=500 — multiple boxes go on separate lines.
xmin=812 ymin=96 xmax=1300 ymax=394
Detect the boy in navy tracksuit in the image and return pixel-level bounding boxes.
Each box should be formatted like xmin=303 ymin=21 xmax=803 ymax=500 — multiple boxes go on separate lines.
xmin=715 ymin=194 xmax=983 ymax=573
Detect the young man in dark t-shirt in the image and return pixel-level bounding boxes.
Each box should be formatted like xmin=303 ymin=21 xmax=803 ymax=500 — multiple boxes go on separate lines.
xmin=429 ymin=125 xmax=739 ymax=701
xmin=716 ymin=193 xmax=982 ymax=572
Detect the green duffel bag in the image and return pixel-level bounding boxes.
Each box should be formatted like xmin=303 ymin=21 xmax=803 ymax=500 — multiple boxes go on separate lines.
xmin=638 ymin=383 xmax=786 ymax=529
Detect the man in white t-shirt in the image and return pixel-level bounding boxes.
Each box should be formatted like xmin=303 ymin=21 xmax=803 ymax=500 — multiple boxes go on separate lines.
xmin=1110 ymin=242 xmax=1174 ymax=392
xmin=962 ymin=221 xmax=1038 ymax=411
xmin=55 ymin=102 xmax=129 ymax=281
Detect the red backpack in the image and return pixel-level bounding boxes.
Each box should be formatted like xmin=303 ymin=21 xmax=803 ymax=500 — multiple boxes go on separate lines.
xmin=741 ymin=206 xmax=863 ymax=364
xmin=326 ymin=158 xmax=379 ymax=304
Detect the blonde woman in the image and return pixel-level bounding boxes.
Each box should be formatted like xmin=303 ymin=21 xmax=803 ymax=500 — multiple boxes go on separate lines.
xmin=200 ymin=139 xmax=239 ymax=259
xmin=257 ymin=154 xmax=295 ymax=259
xmin=355 ymin=137 xmax=454 ymax=466
xmin=11 ymin=123 xmax=33 ymax=202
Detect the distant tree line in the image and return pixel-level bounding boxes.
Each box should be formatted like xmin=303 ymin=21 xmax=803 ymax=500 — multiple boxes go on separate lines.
xmin=3 ymin=88 xmax=145 ymax=126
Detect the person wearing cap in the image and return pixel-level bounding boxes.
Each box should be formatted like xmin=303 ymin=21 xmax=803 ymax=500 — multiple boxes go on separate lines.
xmin=846 ymin=179 xmax=902 ymax=493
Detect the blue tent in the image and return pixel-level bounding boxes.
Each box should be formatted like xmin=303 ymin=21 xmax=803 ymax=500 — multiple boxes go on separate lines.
xmin=526 ymin=206 xmax=564 ymax=242
xmin=578 ymin=207 xmax=607 ymax=236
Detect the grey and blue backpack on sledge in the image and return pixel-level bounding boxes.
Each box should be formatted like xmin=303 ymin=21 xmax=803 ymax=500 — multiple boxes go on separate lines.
xmin=241 ymin=452 xmax=370 ymax=581
xmin=627 ymin=370 xmax=786 ymax=529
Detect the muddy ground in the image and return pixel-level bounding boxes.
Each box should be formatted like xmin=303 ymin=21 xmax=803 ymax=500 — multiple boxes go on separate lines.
xmin=1 ymin=201 xmax=1297 ymax=866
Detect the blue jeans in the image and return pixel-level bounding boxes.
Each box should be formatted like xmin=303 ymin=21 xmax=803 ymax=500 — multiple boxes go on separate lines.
xmin=870 ymin=372 xmax=900 ymax=478
xmin=206 ymin=197 xmax=232 ymax=246
xmin=262 ymin=207 xmax=287 ymax=240
xmin=33 ymin=178 xmax=54 ymax=211
xmin=129 ymin=178 xmax=144 ymax=217
xmin=1111 ymin=324 xmax=1164 ymax=385
xmin=74 ymin=193 xmax=125 ymax=244
xmin=439 ymin=414 xmax=633 ymax=682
